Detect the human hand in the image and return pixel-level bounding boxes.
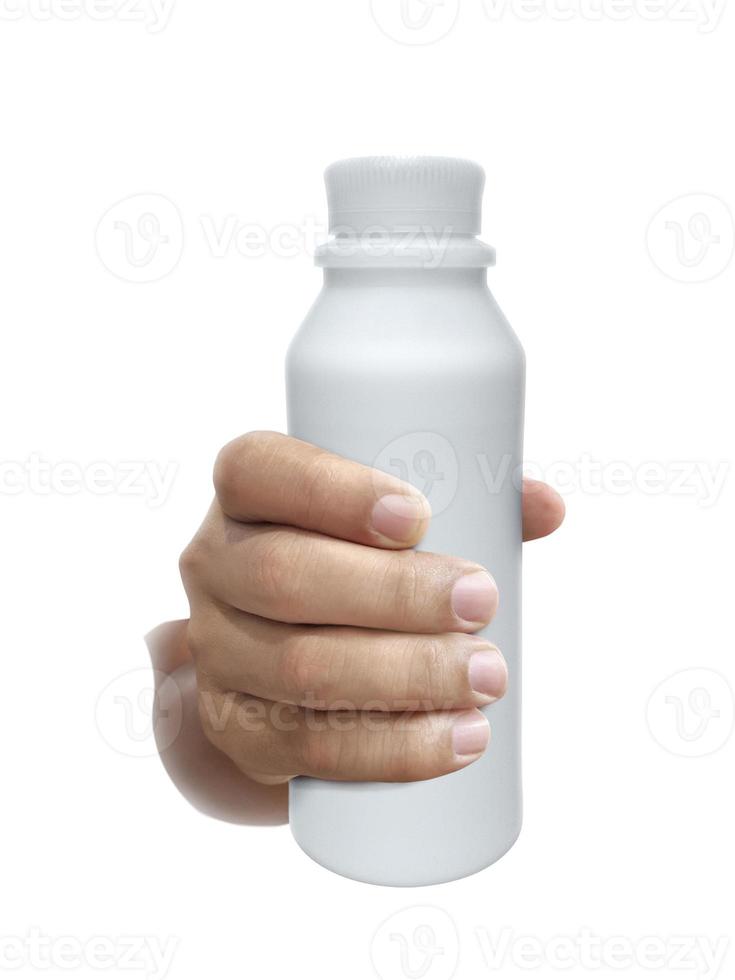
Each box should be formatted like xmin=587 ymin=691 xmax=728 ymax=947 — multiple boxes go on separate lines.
xmin=179 ymin=432 xmax=564 ymax=786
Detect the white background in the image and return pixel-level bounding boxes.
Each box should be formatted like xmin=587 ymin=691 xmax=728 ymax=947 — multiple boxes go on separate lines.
xmin=1 ymin=1 xmax=734 ymax=978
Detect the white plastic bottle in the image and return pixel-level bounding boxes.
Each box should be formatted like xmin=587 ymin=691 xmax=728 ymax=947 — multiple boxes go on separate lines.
xmin=286 ymin=157 xmax=525 ymax=886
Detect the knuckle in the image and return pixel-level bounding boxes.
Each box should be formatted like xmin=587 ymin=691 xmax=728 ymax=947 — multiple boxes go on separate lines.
xmin=212 ymin=439 xmax=241 ymax=499
xmin=387 ymin=740 xmax=423 ymax=782
xmin=186 ymin=618 xmax=216 ymax=675
xmin=280 ymin=633 xmax=336 ymax=705
xmin=300 ymin=728 xmax=345 ymax=778
xmin=197 ymin=688 xmax=265 ymax=771
xmin=178 ymin=536 xmax=209 ymax=590
xmin=252 ymin=531 xmax=293 ymax=597
xmin=213 ymin=430 xmax=278 ymax=502
xmin=387 ymin=715 xmax=451 ymax=782
xmin=375 ymin=725 xmax=411 ymax=780
xmin=388 ymin=555 xmax=426 ymax=627
xmin=409 ymin=637 xmax=449 ymax=708
xmin=299 ymin=452 xmax=341 ymax=522
xmin=368 ymin=721 xmax=435 ymax=782
xmin=249 ymin=530 xmax=310 ymax=621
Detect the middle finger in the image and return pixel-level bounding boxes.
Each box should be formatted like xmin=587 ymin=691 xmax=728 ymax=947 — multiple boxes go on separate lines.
xmin=195 ymin=514 xmax=499 ymax=633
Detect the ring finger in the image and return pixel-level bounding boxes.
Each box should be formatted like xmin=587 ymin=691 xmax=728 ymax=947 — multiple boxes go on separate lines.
xmin=188 ymin=606 xmax=508 ymax=711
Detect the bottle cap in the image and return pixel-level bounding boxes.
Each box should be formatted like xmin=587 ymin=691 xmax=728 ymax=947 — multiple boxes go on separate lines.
xmin=324 ymin=156 xmax=485 ymax=236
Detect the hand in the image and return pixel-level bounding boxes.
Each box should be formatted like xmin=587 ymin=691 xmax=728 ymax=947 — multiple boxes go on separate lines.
xmin=179 ymin=432 xmax=564 ymax=786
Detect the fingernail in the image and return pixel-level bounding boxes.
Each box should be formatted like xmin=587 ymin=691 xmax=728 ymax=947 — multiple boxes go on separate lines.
xmin=370 ymin=493 xmax=429 ymax=543
xmin=451 ymin=570 xmax=498 ymax=625
xmin=468 ymin=646 xmax=508 ymax=702
xmin=452 ymin=710 xmax=490 ymax=759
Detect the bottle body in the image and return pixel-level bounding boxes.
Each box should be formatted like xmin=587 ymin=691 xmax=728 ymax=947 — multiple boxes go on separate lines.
xmin=286 ymin=267 xmax=525 ymax=886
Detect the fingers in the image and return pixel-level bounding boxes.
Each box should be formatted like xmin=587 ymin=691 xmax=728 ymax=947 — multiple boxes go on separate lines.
xmin=180 ymin=435 xmax=568 ymax=786
xmin=188 ymin=606 xmax=508 ymax=711
xmin=522 ymin=477 xmax=565 ymax=541
xmin=183 ymin=513 xmax=499 ymax=632
xmin=196 ymin=679 xmax=491 ymax=783
xmin=214 ymin=431 xmax=431 ymax=549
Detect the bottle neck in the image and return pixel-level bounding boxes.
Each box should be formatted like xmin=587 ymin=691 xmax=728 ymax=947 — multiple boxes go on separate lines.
xmin=323 ymin=267 xmax=487 ymax=288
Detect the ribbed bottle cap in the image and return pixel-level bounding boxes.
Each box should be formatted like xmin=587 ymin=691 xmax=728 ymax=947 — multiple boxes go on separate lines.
xmin=324 ymin=156 xmax=485 ymax=236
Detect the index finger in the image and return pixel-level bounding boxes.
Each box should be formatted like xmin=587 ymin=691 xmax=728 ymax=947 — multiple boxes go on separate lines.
xmin=213 ymin=431 xmax=431 ymax=549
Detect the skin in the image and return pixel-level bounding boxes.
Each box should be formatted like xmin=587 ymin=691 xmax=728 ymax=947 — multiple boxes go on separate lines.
xmin=176 ymin=431 xmax=565 ymax=789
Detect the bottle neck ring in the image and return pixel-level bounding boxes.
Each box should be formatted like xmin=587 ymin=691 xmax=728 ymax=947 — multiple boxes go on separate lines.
xmin=315 ymin=233 xmax=496 ymax=270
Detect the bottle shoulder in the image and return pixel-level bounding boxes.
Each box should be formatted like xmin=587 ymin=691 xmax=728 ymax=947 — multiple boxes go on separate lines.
xmin=287 ymin=283 xmax=524 ymax=376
